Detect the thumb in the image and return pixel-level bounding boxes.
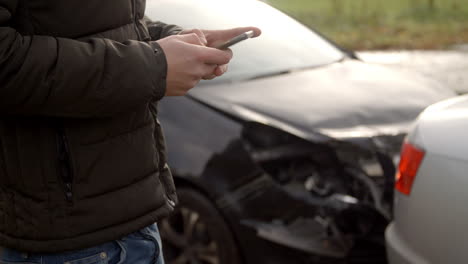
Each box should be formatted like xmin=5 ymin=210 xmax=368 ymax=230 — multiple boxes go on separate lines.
xmin=206 ymin=27 xmax=261 ymax=46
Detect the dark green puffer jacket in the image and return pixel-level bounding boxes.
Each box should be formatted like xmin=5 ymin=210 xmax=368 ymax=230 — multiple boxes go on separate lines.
xmin=0 ymin=0 xmax=181 ymax=253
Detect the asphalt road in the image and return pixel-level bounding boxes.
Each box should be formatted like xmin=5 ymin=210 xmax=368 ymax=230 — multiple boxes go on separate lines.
xmin=358 ymin=47 xmax=468 ymax=95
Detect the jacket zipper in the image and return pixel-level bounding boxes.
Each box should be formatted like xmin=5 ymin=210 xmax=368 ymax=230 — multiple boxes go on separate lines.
xmin=56 ymin=125 xmax=74 ymax=205
xmin=0 ymin=139 xmax=6 ymax=180
xmin=149 ymin=104 xmax=176 ymax=209
xmin=132 ymin=0 xmax=142 ymax=40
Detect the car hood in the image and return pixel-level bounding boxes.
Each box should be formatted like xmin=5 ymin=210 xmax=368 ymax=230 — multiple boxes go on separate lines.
xmin=189 ymin=60 xmax=455 ymax=142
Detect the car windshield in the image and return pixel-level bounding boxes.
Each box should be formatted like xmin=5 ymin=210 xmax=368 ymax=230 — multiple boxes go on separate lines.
xmin=146 ymin=0 xmax=345 ymax=83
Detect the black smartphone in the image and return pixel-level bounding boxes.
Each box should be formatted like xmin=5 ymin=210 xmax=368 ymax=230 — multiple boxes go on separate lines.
xmin=215 ymin=30 xmax=255 ymax=50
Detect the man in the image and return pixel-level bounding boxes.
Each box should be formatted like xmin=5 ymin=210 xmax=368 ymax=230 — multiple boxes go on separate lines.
xmin=0 ymin=0 xmax=260 ymax=263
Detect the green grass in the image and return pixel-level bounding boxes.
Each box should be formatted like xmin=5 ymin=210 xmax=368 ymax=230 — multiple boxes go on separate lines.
xmin=267 ymin=0 xmax=468 ymax=50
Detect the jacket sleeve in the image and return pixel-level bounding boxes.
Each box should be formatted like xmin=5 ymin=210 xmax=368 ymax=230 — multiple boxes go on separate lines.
xmin=145 ymin=17 xmax=183 ymax=40
xmin=0 ymin=1 xmax=168 ymax=118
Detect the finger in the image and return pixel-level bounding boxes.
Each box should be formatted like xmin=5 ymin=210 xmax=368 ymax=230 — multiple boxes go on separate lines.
xmin=177 ymin=33 xmax=206 ymax=46
xmin=199 ymin=64 xmax=218 ymax=79
xmin=205 ymin=27 xmax=262 ymax=46
xmin=202 ymin=74 xmax=217 ymax=80
xmin=198 ymin=46 xmax=233 ymax=65
xmin=214 ymin=64 xmax=228 ymax=76
xmin=203 ymin=64 xmax=228 ymax=80
xmin=179 ymin=29 xmax=208 ymax=46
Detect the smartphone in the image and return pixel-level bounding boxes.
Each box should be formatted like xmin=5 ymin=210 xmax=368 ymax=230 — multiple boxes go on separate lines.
xmin=215 ymin=30 xmax=255 ymax=50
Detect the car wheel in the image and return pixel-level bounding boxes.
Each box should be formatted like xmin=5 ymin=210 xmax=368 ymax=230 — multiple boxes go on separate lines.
xmin=160 ymin=188 xmax=242 ymax=264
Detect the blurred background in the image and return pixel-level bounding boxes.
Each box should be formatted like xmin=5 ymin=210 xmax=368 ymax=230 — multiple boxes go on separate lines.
xmin=261 ymin=0 xmax=468 ymax=94
xmin=265 ymin=0 xmax=468 ymax=50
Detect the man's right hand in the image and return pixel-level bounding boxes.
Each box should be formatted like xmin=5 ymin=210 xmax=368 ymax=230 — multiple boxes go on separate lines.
xmin=155 ymin=33 xmax=233 ymax=96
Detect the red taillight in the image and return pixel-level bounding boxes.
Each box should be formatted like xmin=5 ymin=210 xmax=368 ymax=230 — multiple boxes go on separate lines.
xmin=395 ymin=142 xmax=425 ymax=195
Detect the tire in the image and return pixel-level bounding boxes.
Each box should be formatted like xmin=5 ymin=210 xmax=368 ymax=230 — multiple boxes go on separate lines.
xmin=160 ymin=188 xmax=242 ymax=264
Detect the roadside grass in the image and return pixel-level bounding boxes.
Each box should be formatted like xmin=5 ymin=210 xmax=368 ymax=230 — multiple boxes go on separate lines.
xmin=266 ymin=0 xmax=468 ymax=50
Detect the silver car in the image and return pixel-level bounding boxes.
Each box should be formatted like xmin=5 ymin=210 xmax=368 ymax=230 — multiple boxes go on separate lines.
xmin=386 ymin=94 xmax=468 ymax=264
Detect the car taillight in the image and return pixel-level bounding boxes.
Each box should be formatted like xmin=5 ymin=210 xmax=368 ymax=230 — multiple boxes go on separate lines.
xmin=395 ymin=142 xmax=425 ymax=195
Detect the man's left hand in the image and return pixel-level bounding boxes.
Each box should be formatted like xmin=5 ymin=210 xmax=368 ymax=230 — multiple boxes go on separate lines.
xmin=179 ymin=27 xmax=261 ymax=80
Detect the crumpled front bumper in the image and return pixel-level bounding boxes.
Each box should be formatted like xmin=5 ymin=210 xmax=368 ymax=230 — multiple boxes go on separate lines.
xmin=242 ymin=217 xmax=351 ymax=258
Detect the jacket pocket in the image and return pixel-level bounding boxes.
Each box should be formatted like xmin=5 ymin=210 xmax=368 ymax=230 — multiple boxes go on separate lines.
xmin=56 ymin=125 xmax=74 ymax=204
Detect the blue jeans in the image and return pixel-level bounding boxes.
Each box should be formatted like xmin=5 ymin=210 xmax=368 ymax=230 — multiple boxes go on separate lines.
xmin=0 ymin=223 xmax=164 ymax=264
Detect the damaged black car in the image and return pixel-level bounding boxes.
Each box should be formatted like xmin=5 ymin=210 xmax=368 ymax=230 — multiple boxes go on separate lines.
xmin=146 ymin=0 xmax=456 ymax=263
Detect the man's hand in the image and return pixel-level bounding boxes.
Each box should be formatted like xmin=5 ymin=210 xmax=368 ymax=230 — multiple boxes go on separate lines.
xmin=181 ymin=27 xmax=261 ymax=48
xmin=155 ymin=33 xmax=233 ymax=96
xmin=180 ymin=27 xmax=261 ymax=80
xmin=202 ymin=27 xmax=262 ymax=48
